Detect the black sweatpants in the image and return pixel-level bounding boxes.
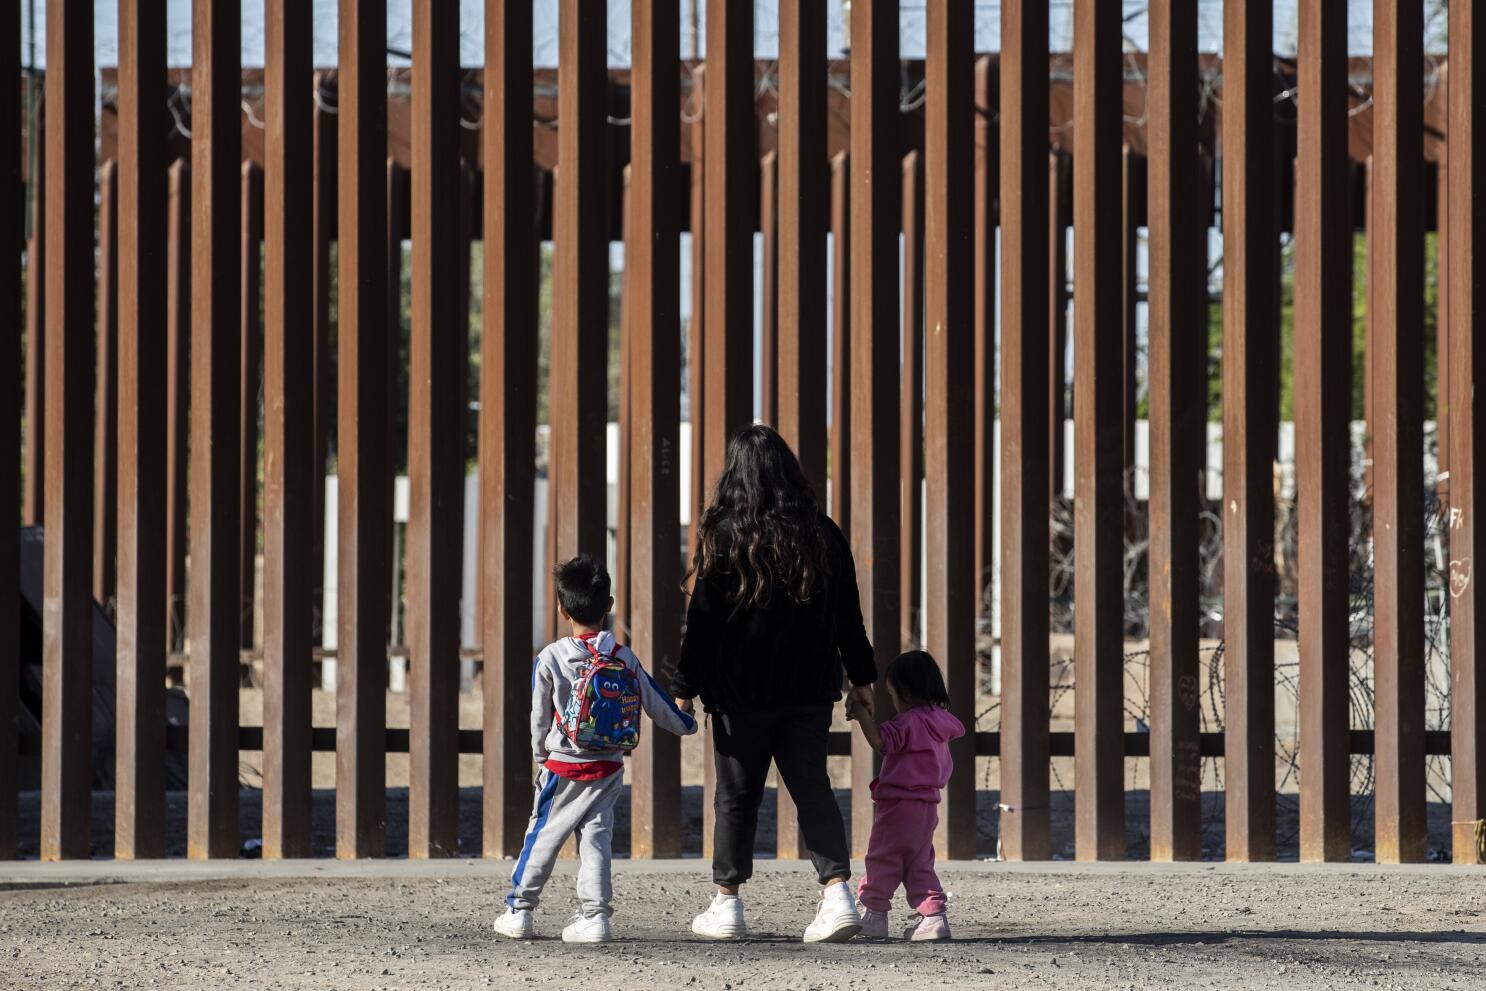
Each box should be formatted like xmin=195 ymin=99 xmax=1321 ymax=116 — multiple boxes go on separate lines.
xmin=711 ymin=703 xmax=851 ymax=887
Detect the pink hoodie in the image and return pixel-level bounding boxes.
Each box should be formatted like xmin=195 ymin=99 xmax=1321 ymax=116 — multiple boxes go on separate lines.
xmin=871 ymin=704 xmax=967 ymax=802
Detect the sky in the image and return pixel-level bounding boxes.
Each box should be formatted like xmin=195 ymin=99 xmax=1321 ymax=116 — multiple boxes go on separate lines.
xmin=16 ymin=1 xmax=1450 ymax=71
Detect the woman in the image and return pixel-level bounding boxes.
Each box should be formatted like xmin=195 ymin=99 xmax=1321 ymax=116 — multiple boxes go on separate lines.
xmin=670 ymin=424 xmax=877 ymax=943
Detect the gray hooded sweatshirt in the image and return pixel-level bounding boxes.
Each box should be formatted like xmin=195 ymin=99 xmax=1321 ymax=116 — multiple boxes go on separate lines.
xmin=530 ymin=629 xmax=698 ymax=767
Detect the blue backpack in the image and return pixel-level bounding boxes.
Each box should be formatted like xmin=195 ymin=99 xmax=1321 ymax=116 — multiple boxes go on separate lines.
xmin=558 ymin=639 xmax=643 ymax=753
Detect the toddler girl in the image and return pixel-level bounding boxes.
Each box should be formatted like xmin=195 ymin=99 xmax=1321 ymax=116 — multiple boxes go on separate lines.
xmin=846 ymin=650 xmax=965 ymax=941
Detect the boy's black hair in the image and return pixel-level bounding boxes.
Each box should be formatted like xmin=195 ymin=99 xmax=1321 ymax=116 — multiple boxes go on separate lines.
xmin=885 ymin=650 xmax=951 ymax=710
xmin=553 ymin=553 xmax=612 ymax=627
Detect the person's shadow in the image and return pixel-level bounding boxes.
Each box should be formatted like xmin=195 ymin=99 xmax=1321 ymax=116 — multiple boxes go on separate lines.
xmin=565 ymin=928 xmax=1486 ymax=948
xmin=986 ymin=929 xmax=1486 ymax=948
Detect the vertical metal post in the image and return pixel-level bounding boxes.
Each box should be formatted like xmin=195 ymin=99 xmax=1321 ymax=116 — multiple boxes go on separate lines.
xmin=115 ymin=0 xmax=167 ymax=861
xmin=703 ymin=0 xmax=755 ymax=475
xmin=829 ymin=152 xmax=852 ymax=535
xmin=188 ymin=0 xmax=242 ymax=860
xmin=773 ymin=16 xmax=822 ymax=848
xmin=0 ymin=0 xmax=20 ymax=861
xmin=552 ymin=0 xmax=609 ymax=570
xmin=165 ymin=160 xmax=190 ymax=652
xmin=769 ymin=0 xmax=823 ymax=821
xmin=1072 ymin=0 xmax=1126 ymax=862
xmin=628 ymin=0 xmax=683 ymax=857
xmin=480 ymin=0 xmax=538 ymax=859
xmin=700 ymin=0 xmax=755 ymax=856
xmin=40 ymin=0 xmax=94 ymax=862
xmin=973 ymin=56 xmax=997 ymax=620
xmin=1222 ymin=0 xmax=1278 ymax=863
xmin=1294 ymin=0 xmax=1354 ymax=864
xmin=924 ymin=0 xmax=976 ymax=860
xmin=899 ymin=151 xmax=924 ymax=651
xmin=848 ymin=0 xmax=901 ymax=857
xmin=1372 ymin=0 xmax=1427 ymax=865
xmin=998 ymin=0 xmax=1052 ymax=861
xmin=1448 ymin=0 xmax=1486 ymax=866
xmin=336 ymin=0 xmax=391 ymax=859
xmin=93 ymin=160 xmax=118 ymax=609
xmin=406 ymin=0 xmax=463 ymax=860
xmin=1146 ymin=0 xmax=1203 ymax=863
xmin=262 ymin=0 xmax=314 ymax=860
xmin=239 ymin=162 xmax=263 ymax=652
xmin=775 ymin=0 xmax=827 ymax=500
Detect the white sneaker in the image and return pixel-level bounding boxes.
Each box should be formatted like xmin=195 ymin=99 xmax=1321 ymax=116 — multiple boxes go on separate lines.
xmin=691 ymin=893 xmax=748 ymax=940
xmin=903 ymin=913 xmax=951 ymax=942
xmin=561 ymin=912 xmax=612 ymax=944
xmin=803 ymin=882 xmax=862 ymax=943
xmin=858 ymin=902 xmax=890 ymax=939
xmin=493 ymin=907 xmax=534 ymax=939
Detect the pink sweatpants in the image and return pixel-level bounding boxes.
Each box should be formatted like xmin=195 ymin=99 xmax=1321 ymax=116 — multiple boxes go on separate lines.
xmin=855 ymin=798 xmax=946 ymax=916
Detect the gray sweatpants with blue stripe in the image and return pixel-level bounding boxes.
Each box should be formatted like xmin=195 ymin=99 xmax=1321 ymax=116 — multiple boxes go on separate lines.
xmin=506 ymin=767 xmax=623 ymax=918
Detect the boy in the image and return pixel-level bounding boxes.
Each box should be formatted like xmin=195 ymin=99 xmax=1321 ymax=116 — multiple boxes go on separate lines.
xmin=493 ymin=554 xmax=698 ymax=943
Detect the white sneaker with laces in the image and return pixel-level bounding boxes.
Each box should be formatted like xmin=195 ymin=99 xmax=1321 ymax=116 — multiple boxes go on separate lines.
xmin=493 ymin=907 xmax=535 ymax=939
xmin=691 ymin=893 xmax=748 ymax=939
xmin=561 ymin=912 xmax=613 ymax=944
xmin=803 ymin=882 xmax=862 ymax=943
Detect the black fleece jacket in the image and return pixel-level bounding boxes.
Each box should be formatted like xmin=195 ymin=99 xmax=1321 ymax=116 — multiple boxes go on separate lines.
xmin=672 ymin=514 xmax=878 ymax=713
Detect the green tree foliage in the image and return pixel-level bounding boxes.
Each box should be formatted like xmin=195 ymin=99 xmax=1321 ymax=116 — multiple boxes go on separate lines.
xmin=1205 ymin=229 xmax=1440 ymax=425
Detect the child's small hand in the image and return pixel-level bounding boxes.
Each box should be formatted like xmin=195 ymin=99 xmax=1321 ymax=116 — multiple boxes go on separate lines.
xmin=844 ymin=695 xmax=857 ymax=722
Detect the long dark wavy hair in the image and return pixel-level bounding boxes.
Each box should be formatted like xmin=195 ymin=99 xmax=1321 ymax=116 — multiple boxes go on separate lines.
xmin=688 ymin=424 xmax=828 ymax=610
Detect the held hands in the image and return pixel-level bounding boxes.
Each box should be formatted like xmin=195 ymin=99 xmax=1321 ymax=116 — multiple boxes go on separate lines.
xmin=845 ymin=685 xmax=884 ymax=751
xmin=674 ymin=696 xmax=696 ymax=716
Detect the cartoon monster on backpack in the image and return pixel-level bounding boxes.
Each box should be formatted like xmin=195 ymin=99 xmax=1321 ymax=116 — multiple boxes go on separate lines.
xmin=559 ymin=640 xmax=642 ymax=753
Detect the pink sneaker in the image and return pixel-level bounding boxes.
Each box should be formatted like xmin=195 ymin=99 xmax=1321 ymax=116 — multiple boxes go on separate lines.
xmin=857 ymin=903 xmax=889 ymax=939
xmin=903 ymin=913 xmax=951 ymax=942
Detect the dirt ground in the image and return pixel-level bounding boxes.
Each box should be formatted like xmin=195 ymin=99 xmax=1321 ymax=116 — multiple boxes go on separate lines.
xmin=1 ymin=860 xmax=1483 ymax=990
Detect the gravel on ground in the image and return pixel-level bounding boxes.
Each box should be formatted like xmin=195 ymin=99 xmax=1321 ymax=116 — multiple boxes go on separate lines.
xmin=1 ymin=860 xmax=1482 ymax=990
